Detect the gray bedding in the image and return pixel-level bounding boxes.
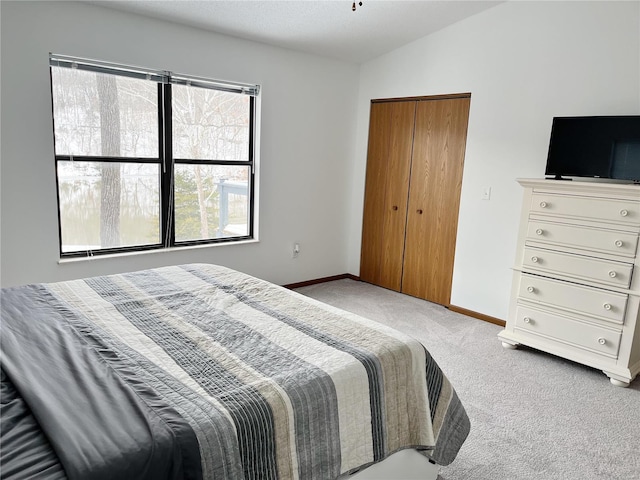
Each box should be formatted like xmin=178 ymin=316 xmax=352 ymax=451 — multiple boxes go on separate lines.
xmin=0 ymin=263 xmax=470 ymax=479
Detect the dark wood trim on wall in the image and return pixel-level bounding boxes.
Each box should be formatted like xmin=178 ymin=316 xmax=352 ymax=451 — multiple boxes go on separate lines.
xmin=283 ymin=274 xmax=360 ymax=290
xmin=372 ymin=93 xmax=471 ymax=104
xmin=448 ymin=304 xmax=506 ymax=327
xmin=283 ymin=275 xmax=506 ymax=328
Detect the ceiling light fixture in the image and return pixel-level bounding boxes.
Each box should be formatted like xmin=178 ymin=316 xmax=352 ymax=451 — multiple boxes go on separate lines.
xmin=352 ymin=1 xmax=363 ymax=12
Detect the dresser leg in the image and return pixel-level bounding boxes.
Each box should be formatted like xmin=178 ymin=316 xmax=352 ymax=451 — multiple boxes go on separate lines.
xmin=501 ymin=341 xmax=519 ymax=350
xmin=606 ymin=375 xmax=630 ymax=388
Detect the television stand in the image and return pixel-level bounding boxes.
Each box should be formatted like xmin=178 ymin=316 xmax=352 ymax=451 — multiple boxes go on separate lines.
xmin=499 ymin=179 xmax=640 ymax=387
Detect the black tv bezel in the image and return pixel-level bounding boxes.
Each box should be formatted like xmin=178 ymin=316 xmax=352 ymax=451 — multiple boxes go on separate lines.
xmin=544 ymin=115 xmax=640 ymax=183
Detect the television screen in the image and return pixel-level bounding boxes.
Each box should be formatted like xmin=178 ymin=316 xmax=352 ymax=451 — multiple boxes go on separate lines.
xmin=545 ymin=116 xmax=640 ymax=181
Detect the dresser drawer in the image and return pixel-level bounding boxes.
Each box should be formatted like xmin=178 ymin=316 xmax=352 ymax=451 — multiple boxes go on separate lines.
xmin=526 ymin=220 xmax=639 ymax=258
xmin=518 ymin=274 xmax=628 ymax=324
xmin=514 ymin=305 xmax=622 ymax=359
xmin=531 ymin=193 xmax=640 ymax=228
xmin=522 ymin=247 xmax=633 ymax=289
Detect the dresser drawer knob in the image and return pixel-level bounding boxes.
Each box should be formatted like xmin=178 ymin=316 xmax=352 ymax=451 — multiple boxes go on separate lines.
xmin=531 ymin=256 xmax=539 ymax=263
xmin=608 ymin=270 xmax=617 ymax=278
xmin=615 ymin=240 xmax=623 ymax=248
xmin=535 ymin=229 xmax=544 ymax=236
xmin=527 ymin=286 xmax=535 ymax=293
xmin=603 ymin=303 xmax=612 ymax=311
xmin=620 ymin=209 xmax=628 ymax=217
xmin=539 ymin=201 xmax=547 ymax=208
xmin=598 ymin=337 xmax=606 ymax=346
xmin=523 ymin=317 xmax=532 ymax=324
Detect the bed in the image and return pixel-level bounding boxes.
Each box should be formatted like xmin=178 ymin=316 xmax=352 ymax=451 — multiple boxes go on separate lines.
xmin=1 ymin=263 xmax=469 ymax=479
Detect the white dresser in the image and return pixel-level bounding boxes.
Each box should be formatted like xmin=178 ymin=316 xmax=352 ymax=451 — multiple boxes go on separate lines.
xmin=498 ymin=179 xmax=640 ymax=386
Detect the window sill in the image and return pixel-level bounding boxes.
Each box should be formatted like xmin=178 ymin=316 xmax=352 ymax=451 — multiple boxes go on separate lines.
xmin=57 ymin=238 xmax=259 ymax=264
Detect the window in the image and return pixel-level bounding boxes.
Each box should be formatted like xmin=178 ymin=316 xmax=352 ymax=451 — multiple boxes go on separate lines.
xmin=49 ymin=55 xmax=258 ymax=257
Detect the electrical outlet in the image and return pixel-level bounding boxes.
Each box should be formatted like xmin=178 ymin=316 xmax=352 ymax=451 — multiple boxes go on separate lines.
xmin=292 ymin=242 xmax=300 ymax=259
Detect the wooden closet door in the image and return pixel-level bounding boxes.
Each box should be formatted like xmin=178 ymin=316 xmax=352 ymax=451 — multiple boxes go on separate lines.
xmin=360 ymin=101 xmax=416 ymax=291
xmin=401 ymin=97 xmax=470 ymax=304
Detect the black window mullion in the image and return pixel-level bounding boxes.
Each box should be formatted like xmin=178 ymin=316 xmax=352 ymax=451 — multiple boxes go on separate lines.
xmin=160 ymin=83 xmax=175 ymax=249
xmin=54 ymin=155 xmax=160 ymax=164
xmin=61 ymin=244 xmax=166 ymax=259
xmin=248 ymin=95 xmax=255 ymax=238
xmin=173 ymin=159 xmax=253 ymax=166
xmin=51 ymin=66 xmax=65 ymax=257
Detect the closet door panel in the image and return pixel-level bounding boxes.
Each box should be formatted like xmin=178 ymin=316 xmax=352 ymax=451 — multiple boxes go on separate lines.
xmin=360 ymin=103 xmax=391 ymax=284
xmin=360 ymin=103 xmax=391 ymax=285
xmin=402 ymin=97 xmax=470 ymax=304
xmin=379 ymin=102 xmax=415 ymax=290
xmin=360 ymin=101 xmax=415 ymax=290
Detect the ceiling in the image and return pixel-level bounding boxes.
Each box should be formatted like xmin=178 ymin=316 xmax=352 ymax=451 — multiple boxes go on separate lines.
xmin=90 ymin=1 xmax=503 ymax=64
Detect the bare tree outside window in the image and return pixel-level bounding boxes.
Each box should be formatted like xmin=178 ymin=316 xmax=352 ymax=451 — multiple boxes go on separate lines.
xmin=96 ymin=75 xmax=122 ymax=247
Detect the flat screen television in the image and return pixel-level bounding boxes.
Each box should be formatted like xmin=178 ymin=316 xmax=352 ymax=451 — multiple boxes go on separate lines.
xmin=545 ymin=116 xmax=640 ymax=182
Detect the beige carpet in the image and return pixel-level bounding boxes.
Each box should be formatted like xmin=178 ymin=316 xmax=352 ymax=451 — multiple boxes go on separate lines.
xmin=295 ymin=279 xmax=640 ymax=480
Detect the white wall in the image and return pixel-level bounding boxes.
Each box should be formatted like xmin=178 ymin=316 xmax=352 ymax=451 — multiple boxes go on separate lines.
xmin=347 ymin=1 xmax=640 ymax=319
xmin=0 ymin=1 xmax=359 ymax=287
xmin=3 ymin=2 xmax=639 ymax=322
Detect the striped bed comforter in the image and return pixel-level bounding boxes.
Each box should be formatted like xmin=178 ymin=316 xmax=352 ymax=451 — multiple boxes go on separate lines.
xmin=1 ymin=263 xmax=469 ymax=480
